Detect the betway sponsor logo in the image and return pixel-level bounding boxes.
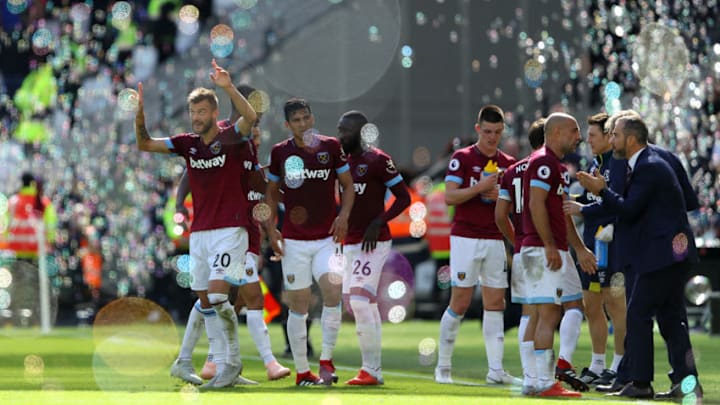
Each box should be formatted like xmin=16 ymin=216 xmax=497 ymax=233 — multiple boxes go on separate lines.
xmin=190 ymin=154 xmax=226 ymax=169
xmin=247 ymin=190 xmax=264 ymax=201
xmin=287 ymin=168 xmax=331 ymax=181
xmin=353 ymin=182 xmax=367 ymax=195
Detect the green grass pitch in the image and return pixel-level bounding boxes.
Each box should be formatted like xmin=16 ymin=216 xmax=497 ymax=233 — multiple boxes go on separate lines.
xmin=0 ymin=318 xmax=717 ymax=404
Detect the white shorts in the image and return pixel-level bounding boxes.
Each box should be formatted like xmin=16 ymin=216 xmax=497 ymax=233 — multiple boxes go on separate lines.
xmin=189 ymin=227 xmax=248 ymax=291
xmin=240 ymin=252 xmax=261 ymax=286
xmin=341 ymin=241 xmax=392 ymax=299
xmin=510 ymin=253 xmax=529 ymax=304
xmin=281 ymin=237 xmax=337 ymax=290
xmin=449 ymin=236 xmax=507 ymax=288
xmin=520 ymin=246 xmax=583 ymax=305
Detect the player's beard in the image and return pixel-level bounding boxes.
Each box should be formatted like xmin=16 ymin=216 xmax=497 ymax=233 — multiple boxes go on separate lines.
xmin=193 ymin=119 xmax=214 ymax=136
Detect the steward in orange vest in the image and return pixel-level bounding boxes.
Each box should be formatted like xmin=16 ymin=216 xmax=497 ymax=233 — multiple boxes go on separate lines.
xmin=1 ymin=173 xmax=57 ymax=260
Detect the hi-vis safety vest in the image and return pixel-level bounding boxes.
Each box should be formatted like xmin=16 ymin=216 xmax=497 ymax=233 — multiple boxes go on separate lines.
xmin=2 ymin=187 xmax=56 ymax=259
xmin=386 ymin=187 xmax=423 ymax=239
xmin=425 ymin=183 xmax=453 ymax=259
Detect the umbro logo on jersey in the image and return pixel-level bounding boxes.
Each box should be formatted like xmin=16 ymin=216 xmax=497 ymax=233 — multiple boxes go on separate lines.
xmin=190 ymin=155 xmax=226 ymax=169
xmin=189 ymin=147 xmax=197 ymax=155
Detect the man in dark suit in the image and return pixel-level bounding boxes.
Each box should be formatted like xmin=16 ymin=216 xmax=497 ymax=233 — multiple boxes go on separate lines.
xmin=577 ymin=115 xmax=702 ymax=400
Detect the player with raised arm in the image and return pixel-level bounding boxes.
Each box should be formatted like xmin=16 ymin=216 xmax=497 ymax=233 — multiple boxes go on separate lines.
xmin=135 ymin=59 xmax=257 ymax=388
xmin=337 ymin=111 xmax=411 ymax=385
xmin=263 ymin=98 xmax=355 ymax=386
xmin=173 ymin=85 xmax=290 ymax=384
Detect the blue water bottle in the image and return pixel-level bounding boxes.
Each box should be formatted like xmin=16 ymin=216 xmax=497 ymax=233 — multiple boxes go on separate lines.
xmin=595 ymin=226 xmax=608 ymax=269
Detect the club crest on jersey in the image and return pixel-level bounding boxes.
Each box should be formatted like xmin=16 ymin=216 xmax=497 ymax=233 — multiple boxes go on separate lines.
xmin=286 ymin=274 xmax=295 ymax=283
xmin=246 ymin=268 xmax=254 ymax=276
xmin=386 ymin=158 xmax=397 ymax=174
xmin=317 ymin=152 xmax=330 ymax=164
xmin=458 ymin=272 xmax=466 ymax=281
xmin=356 ymin=164 xmax=368 ymax=177
xmin=210 ymin=140 xmax=222 ymax=155
xmin=556 ymin=288 xmax=563 ymax=298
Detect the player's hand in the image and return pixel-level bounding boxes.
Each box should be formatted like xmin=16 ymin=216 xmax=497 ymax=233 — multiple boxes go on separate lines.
xmin=476 ymin=173 xmax=498 ymax=193
xmin=544 ymin=246 xmax=562 ymax=271
xmin=577 ymin=246 xmax=597 ymax=275
xmin=268 ymin=228 xmax=284 ymax=258
xmin=480 ymin=185 xmax=499 ymax=202
xmin=577 ymin=171 xmax=606 ymax=195
xmin=563 ymin=200 xmax=584 ymax=216
xmin=135 ymin=82 xmax=145 ymax=123
xmin=329 ymin=215 xmax=348 ymax=243
xmin=209 ymin=59 xmax=232 ymax=89
xmin=361 ymin=218 xmax=382 ymax=253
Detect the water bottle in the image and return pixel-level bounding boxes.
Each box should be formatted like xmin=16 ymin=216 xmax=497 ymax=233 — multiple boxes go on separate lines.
xmin=595 ymin=226 xmax=608 ymax=269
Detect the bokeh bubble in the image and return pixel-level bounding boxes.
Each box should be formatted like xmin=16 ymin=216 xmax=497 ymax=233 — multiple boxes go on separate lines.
xmin=387 ymin=305 xmax=407 ymax=323
xmin=31 ymin=28 xmax=53 ymax=56
xmin=302 ymin=128 xmax=321 ymax=149
xmin=179 ymin=383 xmax=200 ymax=401
xmin=262 ymin=1 xmax=400 ymax=102
xmin=685 ymin=275 xmax=711 ymax=306
xmin=387 ymin=280 xmax=407 ymax=299
xmin=236 ymin=0 xmax=258 ymax=9
xmin=6 ymin=0 xmax=28 ymax=15
xmin=412 ymin=146 xmax=431 ymax=168
xmin=328 ymin=252 xmax=347 ymax=274
xmin=252 ymin=202 xmax=272 ymax=222
xmin=418 ymin=337 xmax=437 ymax=356
xmin=178 ymin=5 xmax=200 ymax=24
xmin=609 ymin=272 xmax=626 ymax=297
xmin=248 ymin=90 xmax=271 ymax=113
xmin=604 ymin=81 xmax=622 ymax=100
xmin=632 ymin=22 xmax=689 ymax=98
xmin=437 ymin=265 xmax=451 ymax=289
xmin=24 ymin=354 xmax=44 ymax=375
xmin=681 ymin=374 xmax=698 ymax=394
xmin=175 ymin=254 xmax=192 ymax=273
xmin=409 ymin=220 xmax=427 ymax=237
xmin=70 ymin=3 xmax=91 ymax=21
xmin=117 ymin=88 xmax=139 ymax=112
xmin=361 ymin=123 xmax=380 ymax=147
xmin=409 ymin=202 xmax=427 ymax=221
xmin=289 ymin=206 xmax=308 ymax=225
xmin=0 ymin=267 xmax=12 ymax=288
xmin=524 ymin=59 xmax=544 ymax=88
xmin=176 ymin=272 xmax=193 ymax=288
xmin=111 ymin=1 xmax=132 ymax=30
xmin=285 ymin=155 xmax=305 ymax=189
xmin=210 ymin=24 xmax=234 ymax=58
xmin=92 ymin=297 xmax=178 ymax=377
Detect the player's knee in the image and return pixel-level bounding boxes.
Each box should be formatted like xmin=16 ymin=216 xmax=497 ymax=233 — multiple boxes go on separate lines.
xmin=208 ymin=293 xmax=229 ymax=305
xmin=349 ymin=297 xmax=373 ymax=323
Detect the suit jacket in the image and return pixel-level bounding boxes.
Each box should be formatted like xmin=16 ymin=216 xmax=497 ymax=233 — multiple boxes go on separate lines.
xmin=648 ymin=144 xmax=699 ymax=211
xmin=599 ymin=147 xmax=698 ymax=275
